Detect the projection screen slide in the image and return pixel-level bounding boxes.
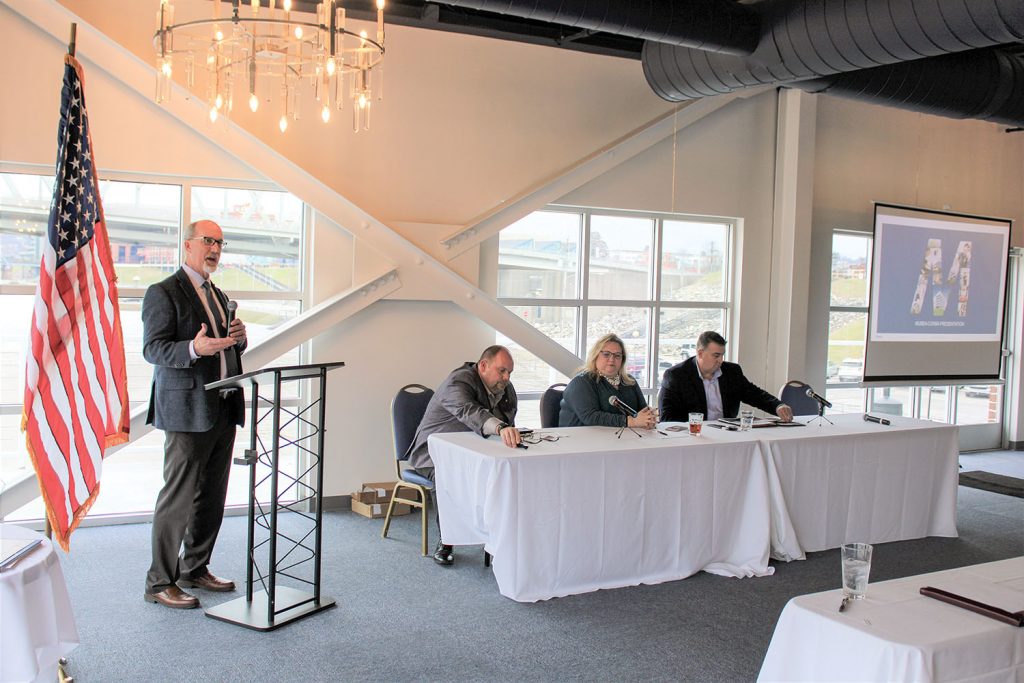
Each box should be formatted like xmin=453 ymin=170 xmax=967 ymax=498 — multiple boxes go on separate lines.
xmin=865 ymin=203 xmax=1010 ymax=383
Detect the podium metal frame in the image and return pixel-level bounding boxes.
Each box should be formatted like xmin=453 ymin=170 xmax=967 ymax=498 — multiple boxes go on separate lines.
xmin=204 ymin=361 xmax=344 ymax=631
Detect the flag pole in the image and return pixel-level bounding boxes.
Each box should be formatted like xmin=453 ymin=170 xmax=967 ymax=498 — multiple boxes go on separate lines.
xmin=43 ymin=21 xmax=77 ymax=547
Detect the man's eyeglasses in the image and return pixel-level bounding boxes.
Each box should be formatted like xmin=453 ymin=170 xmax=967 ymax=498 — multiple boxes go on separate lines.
xmin=522 ymin=433 xmax=563 ymax=445
xmin=189 ymin=236 xmax=227 ymax=249
xmin=599 ymin=351 xmax=623 ymax=361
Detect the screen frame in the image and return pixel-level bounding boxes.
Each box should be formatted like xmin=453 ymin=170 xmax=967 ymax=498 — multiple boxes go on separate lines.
xmin=863 ymin=202 xmax=1011 ymax=384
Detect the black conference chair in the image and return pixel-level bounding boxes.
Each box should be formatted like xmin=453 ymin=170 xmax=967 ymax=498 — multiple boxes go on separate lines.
xmin=382 ymin=383 xmax=435 ymax=556
xmin=779 ymin=380 xmax=822 ymax=417
xmin=539 ymin=383 xmax=567 ymax=428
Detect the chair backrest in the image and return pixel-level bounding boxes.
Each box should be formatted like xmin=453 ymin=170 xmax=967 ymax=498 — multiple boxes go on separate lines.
xmin=779 ymin=380 xmax=821 ymax=417
xmin=539 ymin=383 xmax=567 ymax=428
xmin=391 ymin=384 xmax=434 ymax=465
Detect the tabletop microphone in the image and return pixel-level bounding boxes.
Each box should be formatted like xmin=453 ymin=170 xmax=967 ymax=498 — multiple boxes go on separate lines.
xmin=863 ymin=413 xmax=891 ymax=426
xmin=805 ymin=387 xmax=833 ymax=408
xmin=608 ymin=395 xmax=638 ymax=417
xmin=226 ymin=300 xmax=237 ymax=325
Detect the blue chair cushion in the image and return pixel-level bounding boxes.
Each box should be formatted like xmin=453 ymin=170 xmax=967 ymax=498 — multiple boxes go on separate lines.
xmin=400 ymin=470 xmax=435 ymax=489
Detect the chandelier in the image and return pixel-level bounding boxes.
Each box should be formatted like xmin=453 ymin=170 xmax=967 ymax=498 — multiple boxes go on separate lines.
xmin=154 ymin=0 xmax=385 ymax=132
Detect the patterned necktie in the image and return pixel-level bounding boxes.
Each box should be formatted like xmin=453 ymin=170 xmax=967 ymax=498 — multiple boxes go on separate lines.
xmin=201 ymin=281 xmax=240 ymax=379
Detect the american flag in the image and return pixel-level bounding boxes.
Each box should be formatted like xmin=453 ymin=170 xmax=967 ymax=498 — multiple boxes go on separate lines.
xmin=21 ymin=55 xmax=130 ymax=551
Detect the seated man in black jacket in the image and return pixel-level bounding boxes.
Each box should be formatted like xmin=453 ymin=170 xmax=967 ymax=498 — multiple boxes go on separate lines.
xmin=659 ymin=331 xmax=793 ymax=424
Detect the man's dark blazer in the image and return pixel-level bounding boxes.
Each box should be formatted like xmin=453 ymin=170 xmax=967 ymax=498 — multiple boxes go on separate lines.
xmin=142 ymin=268 xmax=246 ymax=433
xmin=658 ymin=356 xmax=782 ymax=423
xmin=405 ymin=362 xmax=517 ymax=471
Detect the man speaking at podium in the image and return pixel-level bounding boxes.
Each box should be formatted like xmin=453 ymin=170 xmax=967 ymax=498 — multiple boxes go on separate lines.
xmin=659 ymin=331 xmax=793 ymax=424
xmin=141 ymin=220 xmax=247 ymax=610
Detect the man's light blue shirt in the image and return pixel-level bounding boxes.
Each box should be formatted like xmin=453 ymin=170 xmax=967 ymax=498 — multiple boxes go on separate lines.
xmin=702 ymin=367 xmax=724 ymax=421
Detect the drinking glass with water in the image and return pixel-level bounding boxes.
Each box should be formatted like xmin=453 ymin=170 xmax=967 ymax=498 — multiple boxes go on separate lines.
xmin=841 ymin=542 xmax=873 ymax=600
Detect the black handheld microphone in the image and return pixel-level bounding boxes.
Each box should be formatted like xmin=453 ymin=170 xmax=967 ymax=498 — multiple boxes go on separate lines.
xmin=226 ymin=300 xmax=237 ymax=325
xmin=805 ymin=387 xmax=833 ymax=408
xmin=863 ymin=414 xmax=891 ymax=426
xmin=608 ymin=395 xmax=638 ymax=417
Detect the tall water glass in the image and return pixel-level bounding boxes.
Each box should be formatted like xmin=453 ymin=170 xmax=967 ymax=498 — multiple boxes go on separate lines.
xmin=841 ymin=542 xmax=873 ymax=600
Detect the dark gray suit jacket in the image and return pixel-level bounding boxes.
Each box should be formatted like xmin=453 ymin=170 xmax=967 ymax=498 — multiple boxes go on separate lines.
xmin=405 ymin=362 xmax=517 ymax=470
xmin=142 ymin=268 xmax=246 ymax=433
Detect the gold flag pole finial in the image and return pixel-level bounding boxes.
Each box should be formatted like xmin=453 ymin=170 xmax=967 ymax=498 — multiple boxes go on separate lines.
xmin=68 ymin=22 xmax=77 ymax=57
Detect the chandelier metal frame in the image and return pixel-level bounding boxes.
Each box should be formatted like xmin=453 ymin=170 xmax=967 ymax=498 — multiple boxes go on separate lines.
xmin=154 ymin=0 xmax=385 ymax=132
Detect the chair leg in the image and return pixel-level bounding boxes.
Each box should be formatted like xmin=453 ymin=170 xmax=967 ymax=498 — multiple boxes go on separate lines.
xmin=421 ymin=491 xmax=430 ymax=556
xmin=484 ymin=551 xmax=491 ymax=568
xmin=381 ymin=491 xmax=399 ymax=539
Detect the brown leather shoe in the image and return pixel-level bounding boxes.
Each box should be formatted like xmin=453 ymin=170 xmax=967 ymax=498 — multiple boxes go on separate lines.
xmin=178 ymin=571 xmax=235 ymax=592
xmin=144 ymin=585 xmax=200 ymax=609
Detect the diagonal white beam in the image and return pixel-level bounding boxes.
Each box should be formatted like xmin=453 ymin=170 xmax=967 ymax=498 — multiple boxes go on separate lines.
xmin=116 ymin=268 xmax=402 ymax=451
xmin=438 ymin=91 xmax=764 ymax=258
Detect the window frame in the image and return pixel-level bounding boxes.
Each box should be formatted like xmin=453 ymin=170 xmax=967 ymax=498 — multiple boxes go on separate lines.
xmin=498 ymin=205 xmax=736 ymax=399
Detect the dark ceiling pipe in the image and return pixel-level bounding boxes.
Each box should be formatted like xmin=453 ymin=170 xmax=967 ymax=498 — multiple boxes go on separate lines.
xmin=642 ymin=0 xmax=1024 ymax=101
xmin=787 ymin=47 xmax=1024 ymax=128
xmin=434 ymin=0 xmax=761 ymax=55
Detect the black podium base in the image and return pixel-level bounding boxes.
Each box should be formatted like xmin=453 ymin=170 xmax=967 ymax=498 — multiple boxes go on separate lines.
xmin=204 ymin=586 xmax=336 ymax=631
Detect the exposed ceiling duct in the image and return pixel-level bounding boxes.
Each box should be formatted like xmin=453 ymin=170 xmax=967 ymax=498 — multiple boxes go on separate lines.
xmin=434 ymin=0 xmax=1024 ymax=127
xmin=789 ymin=45 xmax=1024 ymax=128
xmin=429 ymin=0 xmax=762 ymax=55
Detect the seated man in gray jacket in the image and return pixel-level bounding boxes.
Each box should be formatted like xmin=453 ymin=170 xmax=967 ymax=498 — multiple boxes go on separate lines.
xmin=406 ymin=345 xmax=522 ymax=565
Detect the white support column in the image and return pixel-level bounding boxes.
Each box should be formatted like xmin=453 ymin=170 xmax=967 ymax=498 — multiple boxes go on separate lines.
xmin=765 ymin=88 xmax=817 ymax=394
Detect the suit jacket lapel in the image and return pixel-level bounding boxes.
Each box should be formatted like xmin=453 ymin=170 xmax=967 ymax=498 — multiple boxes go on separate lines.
xmin=175 ymin=268 xmax=208 ymax=323
xmin=686 ymin=359 xmax=709 ymax=415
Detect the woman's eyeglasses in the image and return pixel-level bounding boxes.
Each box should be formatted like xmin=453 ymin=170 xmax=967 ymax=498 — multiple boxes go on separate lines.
xmin=599 ymin=351 xmax=623 ymax=361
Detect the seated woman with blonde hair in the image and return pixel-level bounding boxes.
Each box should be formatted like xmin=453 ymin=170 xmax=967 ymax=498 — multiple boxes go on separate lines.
xmin=558 ymin=333 xmax=658 ymax=429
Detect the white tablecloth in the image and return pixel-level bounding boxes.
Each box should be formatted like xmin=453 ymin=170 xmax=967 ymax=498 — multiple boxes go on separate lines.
xmin=758 ymin=414 xmax=960 ymax=560
xmin=429 ymin=427 xmax=773 ymax=602
xmin=0 ymin=524 xmax=78 ymax=683
xmin=758 ymin=556 xmax=1024 ymax=682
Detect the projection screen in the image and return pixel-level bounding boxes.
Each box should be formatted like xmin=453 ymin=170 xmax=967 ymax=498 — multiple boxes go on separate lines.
xmin=864 ymin=203 xmax=1010 ymax=383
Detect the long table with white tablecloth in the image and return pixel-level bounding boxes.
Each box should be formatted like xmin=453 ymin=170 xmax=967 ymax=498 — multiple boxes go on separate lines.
xmin=756 ymin=413 xmax=959 ymax=560
xmin=429 ymin=427 xmax=773 ymax=602
xmin=428 ymin=414 xmax=959 ymax=602
xmin=758 ymin=556 xmax=1024 ymax=682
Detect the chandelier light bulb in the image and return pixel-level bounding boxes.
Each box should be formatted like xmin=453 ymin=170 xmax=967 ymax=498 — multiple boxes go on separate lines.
xmin=326 ymin=57 xmax=337 ymax=76
xmin=214 ymin=29 xmax=224 ymax=41
xmin=279 ymin=115 xmax=288 ymax=133
xmin=249 ymin=93 xmax=259 ymax=112
xmin=214 ymin=93 xmax=224 ymax=110
xmin=209 ymin=106 xmax=218 ymax=123
xmin=283 ymin=0 xmax=292 ymax=11
xmin=377 ymin=0 xmax=385 ymax=9
xmin=321 ymin=105 xmax=331 ymax=123
xmin=294 ymin=26 xmax=303 ymax=39
xmin=161 ymin=59 xmax=172 ymax=78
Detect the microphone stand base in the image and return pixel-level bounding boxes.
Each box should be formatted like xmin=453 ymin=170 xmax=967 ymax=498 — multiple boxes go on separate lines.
xmin=615 ymin=425 xmax=643 ymax=439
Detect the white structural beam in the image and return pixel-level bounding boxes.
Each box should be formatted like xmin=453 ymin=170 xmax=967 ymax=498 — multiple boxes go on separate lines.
xmin=438 ymin=95 xmax=749 ymax=258
xmin=765 ymin=88 xmax=817 ymax=393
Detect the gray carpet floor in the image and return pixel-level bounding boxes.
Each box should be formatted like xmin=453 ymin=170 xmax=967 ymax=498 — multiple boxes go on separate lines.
xmin=54 ymin=476 xmax=1024 ymax=682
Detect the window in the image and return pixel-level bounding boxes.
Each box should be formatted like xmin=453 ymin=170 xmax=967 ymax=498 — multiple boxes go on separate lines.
xmin=1 ymin=171 xmax=307 ymax=521
xmin=498 ymin=207 xmax=734 ymax=399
